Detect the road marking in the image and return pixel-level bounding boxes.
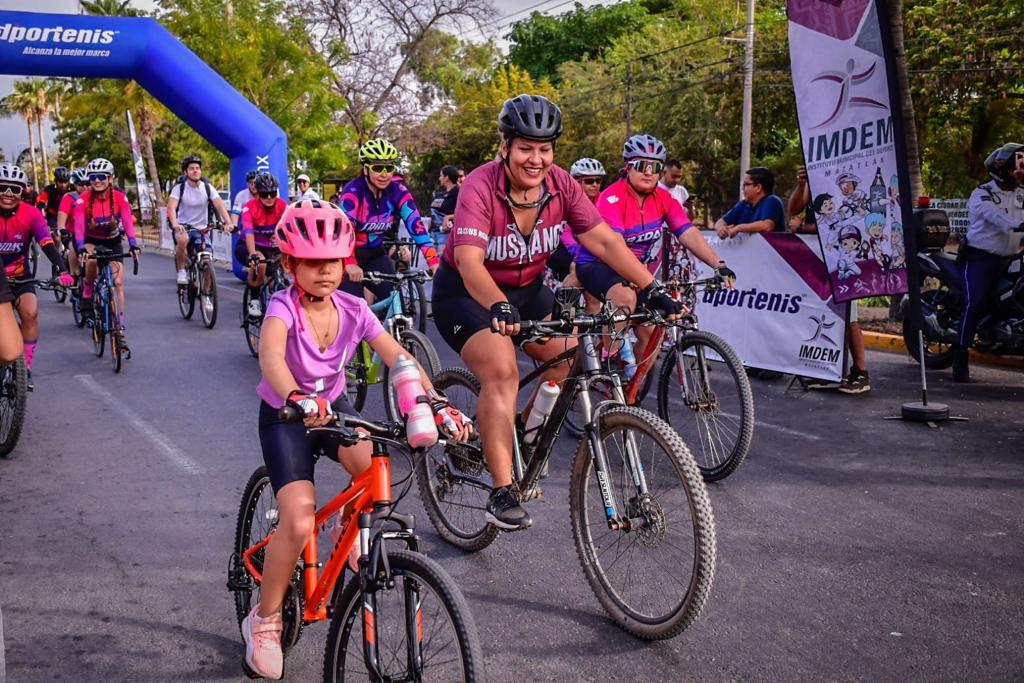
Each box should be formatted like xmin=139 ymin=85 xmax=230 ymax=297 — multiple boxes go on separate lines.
xmin=75 ymin=374 xmax=203 ymax=475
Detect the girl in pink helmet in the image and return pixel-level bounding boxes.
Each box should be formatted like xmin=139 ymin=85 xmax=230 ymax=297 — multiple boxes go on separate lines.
xmin=240 ymin=199 xmax=473 ymax=679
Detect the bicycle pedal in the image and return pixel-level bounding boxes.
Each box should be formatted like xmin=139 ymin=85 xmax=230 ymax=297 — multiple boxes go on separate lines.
xmin=520 ymin=485 xmax=543 ymax=501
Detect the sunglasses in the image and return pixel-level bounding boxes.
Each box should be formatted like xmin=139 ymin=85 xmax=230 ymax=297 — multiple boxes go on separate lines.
xmin=0 ymin=184 xmax=23 ymax=196
xmin=742 ymin=181 xmax=758 ymax=187
xmin=89 ymin=173 xmax=110 ymax=182
xmin=579 ymin=178 xmax=602 ymax=186
xmin=366 ymin=164 xmax=397 ymax=175
xmin=626 ymin=160 xmax=664 ymax=175
xmin=258 ymin=191 xmax=276 ymax=199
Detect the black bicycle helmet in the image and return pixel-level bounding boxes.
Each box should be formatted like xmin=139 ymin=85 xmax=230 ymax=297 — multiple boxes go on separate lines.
xmin=245 ymin=169 xmax=258 ymax=182
xmin=984 ymin=142 xmax=1024 ymax=187
xmin=53 ymin=166 xmax=71 ymax=182
xmin=253 ymin=172 xmax=279 ymax=194
xmin=498 ymin=94 xmax=563 ymax=142
xmin=180 ymin=154 xmax=202 ymax=172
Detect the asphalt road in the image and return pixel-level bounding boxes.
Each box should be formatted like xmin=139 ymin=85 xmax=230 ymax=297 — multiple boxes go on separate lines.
xmin=1 ymin=252 xmax=1021 ymax=682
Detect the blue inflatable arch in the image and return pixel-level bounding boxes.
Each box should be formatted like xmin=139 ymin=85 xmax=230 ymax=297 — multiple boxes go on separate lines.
xmin=0 ymin=10 xmax=289 ymax=276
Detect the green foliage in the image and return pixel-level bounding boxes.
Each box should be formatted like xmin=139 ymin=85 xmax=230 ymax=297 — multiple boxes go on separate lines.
xmin=507 ymin=2 xmax=651 ymax=83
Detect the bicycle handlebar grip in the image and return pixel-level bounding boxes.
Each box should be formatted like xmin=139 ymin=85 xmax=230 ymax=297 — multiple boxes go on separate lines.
xmin=279 ymin=405 xmax=302 ymax=422
xmin=132 ymin=253 xmax=139 ymax=276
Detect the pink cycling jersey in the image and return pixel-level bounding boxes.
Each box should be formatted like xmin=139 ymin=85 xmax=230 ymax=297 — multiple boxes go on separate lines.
xmin=72 ymin=188 xmax=136 ymax=248
xmin=58 ymin=192 xmax=78 ymax=222
xmin=1 ymin=203 xmax=53 ymax=278
xmin=241 ymin=197 xmax=286 ymax=248
xmin=575 ymin=178 xmax=693 ymax=266
xmin=256 ymin=286 xmax=385 ymax=408
xmin=444 ymin=161 xmax=601 ymax=288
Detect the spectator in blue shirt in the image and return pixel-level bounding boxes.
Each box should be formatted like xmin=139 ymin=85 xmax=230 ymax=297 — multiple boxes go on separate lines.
xmin=715 ymin=166 xmax=786 ymax=239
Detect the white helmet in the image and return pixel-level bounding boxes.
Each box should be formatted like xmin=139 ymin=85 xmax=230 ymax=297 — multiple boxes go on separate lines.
xmin=86 ymin=158 xmax=115 ymax=176
xmin=0 ymin=163 xmax=28 ymax=187
xmin=570 ymin=158 xmax=606 ymax=178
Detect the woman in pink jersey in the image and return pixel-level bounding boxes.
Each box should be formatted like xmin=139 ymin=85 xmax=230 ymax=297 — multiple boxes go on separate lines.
xmin=431 ymin=94 xmax=684 ymax=530
xmin=240 ymin=199 xmax=472 ymax=680
xmin=72 ymin=158 xmax=139 ymax=322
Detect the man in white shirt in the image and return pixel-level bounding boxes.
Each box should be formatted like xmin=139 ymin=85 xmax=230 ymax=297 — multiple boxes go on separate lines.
xmin=659 ymin=159 xmax=690 ymax=208
xmin=295 ymin=173 xmax=320 ymax=201
xmin=166 ymin=155 xmax=231 ymax=285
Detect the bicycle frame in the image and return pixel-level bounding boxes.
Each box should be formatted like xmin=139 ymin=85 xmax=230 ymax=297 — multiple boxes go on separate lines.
xmin=350 ymin=274 xmax=416 ymax=384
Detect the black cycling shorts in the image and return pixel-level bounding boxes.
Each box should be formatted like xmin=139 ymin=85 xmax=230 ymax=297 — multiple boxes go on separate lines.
xmin=546 ymin=243 xmax=573 ymax=283
xmin=258 ymin=395 xmax=362 ymax=494
xmin=234 ymin=240 xmax=279 ymax=267
xmin=10 ymin=278 xmax=35 ymax=302
xmin=0 ymin=270 xmax=13 ymax=304
xmin=85 ymin=236 xmax=124 ymax=252
xmin=575 ymin=261 xmax=629 ymax=300
xmin=339 ymin=246 xmax=394 ymax=301
xmin=431 ymin=260 xmax=554 ymax=354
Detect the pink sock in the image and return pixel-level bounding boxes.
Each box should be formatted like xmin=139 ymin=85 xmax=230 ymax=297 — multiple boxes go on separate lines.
xmin=23 ymin=340 xmax=36 ymax=370
xmin=82 ymin=281 xmax=93 ymax=298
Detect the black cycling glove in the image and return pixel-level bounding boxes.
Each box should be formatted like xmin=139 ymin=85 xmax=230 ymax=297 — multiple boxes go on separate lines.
xmin=489 ymin=300 xmax=520 ymax=329
xmin=714 ymin=262 xmax=737 ymax=283
xmin=638 ymin=280 xmax=683 ymax=317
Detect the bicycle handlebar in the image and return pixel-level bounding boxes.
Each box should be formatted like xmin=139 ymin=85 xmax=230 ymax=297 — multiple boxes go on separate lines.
xmin=362 ymin=269 xmax=431 ymax=284
xmin=279 ymin=405 xmax=401 ymax=439
xmin=518 ymin=309 xmax=657 ymax=337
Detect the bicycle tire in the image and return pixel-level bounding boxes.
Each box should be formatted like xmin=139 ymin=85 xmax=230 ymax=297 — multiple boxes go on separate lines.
xmin=72 ymin=291 xmax=86 ymax=328
xmin=230 ymin=466 xmax=305 ymax=652
xmin=322 ymin=549 xmax=485 ymax=683
xmin=52 ymin=263 xmax=67 ymax=303
xmin=242 ymin=288 xmax=261 ymax=358
xmin=382 ymin=328 xmax=441 ymax=422
xmin=569 ymin=405 xmax=716 ymax=640
xmin=397 ymin=277 xmax=428 ymax=333
xmin=178 ymin=267 xmax=196 ymax=320
xmin=0 ymin=356 xmax=28 ymax=457
xmin=345 ymin=346 xmax=370 ymax=413
xmin=413 ymin=368 xmax=501 ymax=553
xmin=199 ymin=259 xmax=218 ymax=329
xmin=110 ymin=289 xmax=123 ymax=373
xmin=657 ymin=330 xmax=754 ymax=482
xmin=92 ymin=290 xmax=106 ymax=358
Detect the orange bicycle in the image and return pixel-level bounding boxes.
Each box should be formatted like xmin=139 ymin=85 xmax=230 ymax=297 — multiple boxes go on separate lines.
xmin=227 ymin=409 xmax=484 ymax=682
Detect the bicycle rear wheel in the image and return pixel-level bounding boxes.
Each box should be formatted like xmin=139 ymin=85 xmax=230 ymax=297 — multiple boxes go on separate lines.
xmin=0 ymin=356 xmax=28 ymax=457
xmin=92 ymin=292 xmax=106 ymax=358
xmin=569 ymin=405 xmax=716 ymax=640
xmin=322 ymin=549 xmax=484 ymax=683
xmin=657 ymin=330 xmax=754 ymax=481
xmin=199 ymin=259 xmax=218 ymax=329
xmin=382 ymin=328 xmax=441 ymax=421
xmin=72 ymin=290 xmax=86 ymax=328
xmin=397 ymin=277 xmax=428 ymax=333
xmin=52 ymin=262 xmax=67 ymax=303
xmin=229 ymin=466 xmax=305 ymax=652
xmin=413 ymin=368 xmax=500 ymax=553
xmin=242 ymin=287 xmax=262 ymax=357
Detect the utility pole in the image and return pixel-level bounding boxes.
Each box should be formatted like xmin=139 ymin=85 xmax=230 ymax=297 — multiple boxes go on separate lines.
xmin=739 ymin=0 xmax=755 ymax=197
xmin=625 ymin=61 xmax=633 ymax=137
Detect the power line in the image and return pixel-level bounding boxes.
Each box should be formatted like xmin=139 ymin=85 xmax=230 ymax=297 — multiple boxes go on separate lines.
xmin=463 ymin=0 xmax=580 ymax=39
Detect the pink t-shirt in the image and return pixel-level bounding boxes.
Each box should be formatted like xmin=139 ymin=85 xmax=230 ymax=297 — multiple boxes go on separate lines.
xmin=443 ymin=161 xmax=601 ymax=288
xmin=256 ymin=287 xmax=386 ymax=408
xmin=72 ymin=188 xmax=137 ymax=247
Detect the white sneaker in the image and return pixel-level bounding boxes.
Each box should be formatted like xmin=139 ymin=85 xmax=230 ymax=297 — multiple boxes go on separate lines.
xmin=176 ymin=269 xmax=188 ymax=285
xmin=247 ymin=298 xmax=263 ymax=317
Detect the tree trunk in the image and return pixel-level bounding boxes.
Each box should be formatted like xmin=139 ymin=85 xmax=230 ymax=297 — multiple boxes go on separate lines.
xmin=885 ymin=0 xmax=921 ymax=200
xmin=138 ymin=106 xmax=164 ymax=208
xmin=35 ymin=110 xmax=49 ymax=183
xmin=25 ymin=119 xmax=38 ymax=189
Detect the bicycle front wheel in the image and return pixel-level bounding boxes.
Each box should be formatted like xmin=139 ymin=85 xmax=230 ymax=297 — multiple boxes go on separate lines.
xmin=109 ymin=291 xmax=123 ymax=373
xmin=323 ymin=549 xmax=484 ymax=683
xmin=242 ymin=288 xmax=261 ymax=357
xmin=569 ymin=405 xmax=716 ymax=640
xmin=414 ymin=368 xmax=500 ymax=553
xmin=230 ymin=466 xmax=305 ymax=652
xmin=199 ymin=259 xmax=218 ymax=329
xmin=657 ymin=330 xmax=754 ymax=481
xmin=52 ymin=262 xmax=67 ymax=303
xmin=383 ymin=328 xmax=441 ymax=421
xmin=178 ymin=268 xmax=196 ymax=320
xmin=91 ymin=296 xmax=106 ymax=358
xmin=0 ymin=356 xmax=28 ymax=457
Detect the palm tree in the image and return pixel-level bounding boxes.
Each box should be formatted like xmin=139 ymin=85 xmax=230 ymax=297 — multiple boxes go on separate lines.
xmin=24 ymin=80 xmax=52 ymax=182
xmin=0 ymin=85 xmax=40 ymax=187
xmin=79 ymin=0 xmax=142 ymax=17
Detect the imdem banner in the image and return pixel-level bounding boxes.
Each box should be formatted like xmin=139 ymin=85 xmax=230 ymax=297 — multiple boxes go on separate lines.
xmin=787 ymin=0 xmax=908 ymax=303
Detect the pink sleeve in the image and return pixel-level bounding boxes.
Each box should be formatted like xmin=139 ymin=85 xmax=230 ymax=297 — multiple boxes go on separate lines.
xmin=264 ymin=291 xmax=295 ymax=329
xmin=117 ymin=193 xmax=137 ymax=244
xmin=72 ymin=198 xmax=86 ymax=247
xmin=58 ymin=194 xmax=75 ymax=216
xmin=357 ymin=300 xmax=386 ymax=342
xmin=240 ymin=202 xmax=254 ymax=236
xmin=30 ymin=207 xmax=52 ymax=245
xmin=661 ymin=189 xmax=693 ymax=237
xmin=448 ymin=172 xmax=491 ymax=252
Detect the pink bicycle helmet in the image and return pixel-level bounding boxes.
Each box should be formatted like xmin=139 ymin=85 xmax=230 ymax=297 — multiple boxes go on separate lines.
xmin=275 ymin=199 xmax=355 ymax=259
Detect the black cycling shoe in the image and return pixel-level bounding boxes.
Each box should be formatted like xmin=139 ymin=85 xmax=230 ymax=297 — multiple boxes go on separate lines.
xmin=485 ymin=486 xmax=532 ymax=530
xmin=26 ymin=369 xmax=33 ymax=392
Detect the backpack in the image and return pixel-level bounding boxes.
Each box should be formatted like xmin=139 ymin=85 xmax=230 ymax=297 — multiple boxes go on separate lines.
xmin=173 ymin=176 xmax=216 ymax=225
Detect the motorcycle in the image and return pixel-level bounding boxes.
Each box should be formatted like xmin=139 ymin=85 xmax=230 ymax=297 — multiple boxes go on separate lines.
xmin=902 ymin=207 xmax=1024 ymax=368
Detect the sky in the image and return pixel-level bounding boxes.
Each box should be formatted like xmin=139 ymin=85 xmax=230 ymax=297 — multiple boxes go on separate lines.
xmin=0 ymin=0 xmax=608 ymax=171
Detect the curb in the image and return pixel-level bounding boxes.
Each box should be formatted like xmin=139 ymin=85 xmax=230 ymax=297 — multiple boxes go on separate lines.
xmin=861 ymin=331 xmax=1024 ymax=369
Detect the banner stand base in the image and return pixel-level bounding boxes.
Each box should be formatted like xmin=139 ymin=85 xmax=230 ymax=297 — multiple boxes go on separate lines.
xmin=884 ymin=401 xmax=968 ymax=427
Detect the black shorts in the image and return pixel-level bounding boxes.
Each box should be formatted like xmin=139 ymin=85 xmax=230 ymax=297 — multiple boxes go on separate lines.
xmin=258 ymin=395 xmax=362 ymax=494
xmin=339 ymin=246 xmax=394 ymax=300
xmin=546 ymin=243 xmax=573 ymax=282
xmin=85 ymin=236 xmax=124 ymax=252
xmin=431 ymin=260 xmax=554 ymax=354
xmin=234 ymin=241 xmax=279 ymax=267
xmin=10 ymin=278 xmax=35 ymax=301
xmin=575 ymin=261 xmax=629 ymax=300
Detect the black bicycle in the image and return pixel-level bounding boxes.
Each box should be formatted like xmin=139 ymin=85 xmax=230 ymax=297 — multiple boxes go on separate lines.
xmin=383 ymin=238 xmax=430 ymax=333
xmin=241 ymin=254 xmax=289 ymax=357
xmin=177 ymin=224 xmax=219 ymax=329
xmin=416 ymin=289 xmax=717 ymax=640
xmin=86 ymin=248 xmax=139 ymax=373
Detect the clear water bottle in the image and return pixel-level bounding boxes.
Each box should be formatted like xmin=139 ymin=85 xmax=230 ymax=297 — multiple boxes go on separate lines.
xmin=390 ymin=354 xmax=438 ymax=448
xmin=523 ymin=380 xmax=560 ymax=446
xmin=619 ymin=339 xmax=637 ymax=380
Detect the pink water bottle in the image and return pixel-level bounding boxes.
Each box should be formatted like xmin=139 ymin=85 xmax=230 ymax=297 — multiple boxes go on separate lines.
xmin=391 ymin=354 xmax=438 ymax=448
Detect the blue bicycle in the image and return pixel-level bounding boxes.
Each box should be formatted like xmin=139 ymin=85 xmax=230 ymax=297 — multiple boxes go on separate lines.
xmin=87 ymin=247 xmax=138 ymax=373
xmin=345 ymin=269 xmax=440 ymax=420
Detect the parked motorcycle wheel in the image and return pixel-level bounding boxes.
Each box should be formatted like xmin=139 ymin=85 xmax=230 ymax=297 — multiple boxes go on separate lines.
xmin=902 ymin=271 xmax=958 ymax=369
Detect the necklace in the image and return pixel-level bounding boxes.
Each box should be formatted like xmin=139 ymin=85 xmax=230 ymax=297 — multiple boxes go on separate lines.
xmin=301 ymin=300 xmax=336 ymax=352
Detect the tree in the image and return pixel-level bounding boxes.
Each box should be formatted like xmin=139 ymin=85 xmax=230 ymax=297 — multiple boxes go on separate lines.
xmin=79 ymin=0 xmax=143 ymax=16
xmin=0 ymin=83 xmax=40 ymax=187
xmin=506 ymin=2 xmax=651 ymax=83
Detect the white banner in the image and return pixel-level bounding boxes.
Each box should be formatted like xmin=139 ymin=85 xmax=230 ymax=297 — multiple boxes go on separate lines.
xmin=928 ymin=198 xmax=968 ymax=235
xmin=692 ymin=232 xmax=848 ymax=381
xmin=125 ymin=110 xmax=155 ymax=222
xmin=788 ymin=0 xmax=908 ymax=303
